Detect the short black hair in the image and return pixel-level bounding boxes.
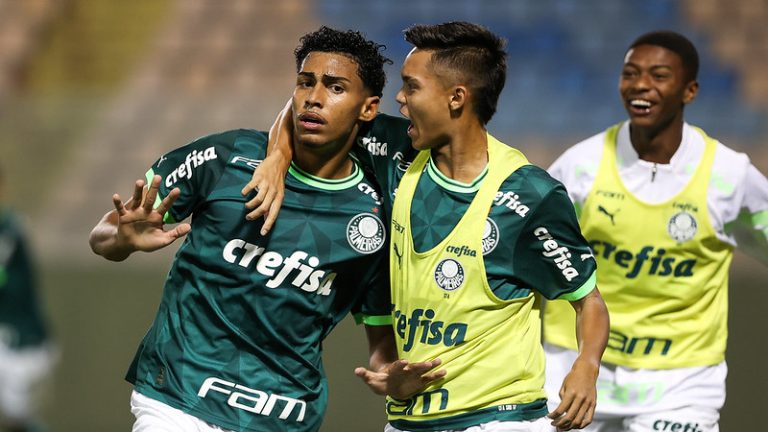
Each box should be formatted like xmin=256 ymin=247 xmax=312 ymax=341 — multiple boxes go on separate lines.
xmin=628 ymin=30 xmax=699 ymax=81
xmin=294 ymin=26 xmax=392 ymax=97
xmin=404 ymin=21 xmax=507 ymax=125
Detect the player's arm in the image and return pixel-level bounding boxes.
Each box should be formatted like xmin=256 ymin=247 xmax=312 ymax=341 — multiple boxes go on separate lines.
xmin=242 ymin=99 xmax=293 ymax=234
xmin=89 ymin=175 xmax=190 ymax=261
xmin=355 ymin=324 xmax=446 ymax=400
xmin=514 ymin=177 xmax=608 ymax=430
xmin=730 ymin=163 xmax=768 ymax=265
xmin=548 ymin=287 xmax=608 ymax=431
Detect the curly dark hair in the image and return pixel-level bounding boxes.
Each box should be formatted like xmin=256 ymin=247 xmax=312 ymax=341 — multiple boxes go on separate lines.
xmin=294 ymin=26 xmax=392 ymax=97
xmin=404 ymin=21 xmax=507 ymax=125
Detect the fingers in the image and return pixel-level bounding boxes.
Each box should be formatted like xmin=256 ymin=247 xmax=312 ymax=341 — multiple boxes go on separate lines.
xmin=155 ymin=187 xmax=181 ymax=216
xmin=420 ymin=368 xmax=447 ymax=383
xmin=170 ymin=223 xmax=191 ymax=240
xmin=112 ymin=194 xmax=125 ymax=214
xmin=570 ymin=401 xmax=594 ymax=429
xmin=548 ymin=391 xmax=594 ymax=430
xmin=354 ymin=366 xmax=379 ymax=381
xmin=259 ymin=190 xmax=284 ymax=235
xmin=129 ymin=179 xmax=145 ymax=210
xmin=245 ymin=183 xmax=268 ymax=214
xmin=405 ymin=358 xmax=441 ymax=374
xmin=548 ymin=397 xmax=572 ymax=427
xmin=241 ymin=179 xmax=258 ymax=200
xmin=143 ymin=175 xmax=162 ymax=212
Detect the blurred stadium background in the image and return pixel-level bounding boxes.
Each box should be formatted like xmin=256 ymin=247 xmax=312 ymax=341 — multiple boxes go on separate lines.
xmin=0 ymin=0 xmax=766 ymax=430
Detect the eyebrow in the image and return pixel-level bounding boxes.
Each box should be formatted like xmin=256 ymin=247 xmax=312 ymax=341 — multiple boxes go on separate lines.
xmin=623 ymin=62 xmax=674 ymax=70
xmin=298 ymin=71 xmax=352 ymax=83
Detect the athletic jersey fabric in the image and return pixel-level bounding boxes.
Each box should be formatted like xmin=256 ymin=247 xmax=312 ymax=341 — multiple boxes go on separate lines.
xmin=357 ymin=114 xmax=597 ymax=430
xmin=128 ymin=129 xmax=390 ymax=432
xmin=0 ymin=209 xmax=48 ymax=349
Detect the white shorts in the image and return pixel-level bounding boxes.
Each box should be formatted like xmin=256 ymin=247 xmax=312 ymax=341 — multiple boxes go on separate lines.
xmin=544 ymin=343 xmax=724 ymax=431
xmin=130 ymin=390 xmax=233 ymax=432
xmin=385 ymin=417 xmax=555 ymax=432
xmin=0 ymin=341 xmax=56 ymax=421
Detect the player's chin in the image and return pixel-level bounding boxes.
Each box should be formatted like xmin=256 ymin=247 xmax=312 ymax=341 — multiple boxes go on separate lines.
xmin=295 ymin=133 xmax=327 ymax=148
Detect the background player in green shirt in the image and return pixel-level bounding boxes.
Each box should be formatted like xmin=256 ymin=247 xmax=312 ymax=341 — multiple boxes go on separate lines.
xmin=89 ymin=26 xmax=441 ymax=432
xmin=248 ymin=21 xmax=610 ymax=432
xmin=0 ymin=165 xmax=56 ymax=432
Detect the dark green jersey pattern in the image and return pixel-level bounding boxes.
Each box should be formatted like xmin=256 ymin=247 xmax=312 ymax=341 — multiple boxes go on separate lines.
xmin=0 ymin=209 xmax=48 ymax=348
xmin=128 ymin=129 xmax=390 ymax=432
xmin=357 ymin=113 xmax=595 ymax=301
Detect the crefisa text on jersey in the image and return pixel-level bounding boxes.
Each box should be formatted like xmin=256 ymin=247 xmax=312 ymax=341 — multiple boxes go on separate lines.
xmin=223 ymin=241 xmax=336 ymax=295
xmin=534 ymin=226 xmax=580 ymax=281
xmin=393 ymin=308 xmax=468 ymax=352
xmin=164 ymin=146 xmax=218 ymax=187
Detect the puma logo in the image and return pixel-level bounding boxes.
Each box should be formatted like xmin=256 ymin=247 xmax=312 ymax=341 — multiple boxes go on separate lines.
xmin=393 ymin=243 xmax=403 ymax=268
xmin=598 ymin=205 xmax=619 ymax=225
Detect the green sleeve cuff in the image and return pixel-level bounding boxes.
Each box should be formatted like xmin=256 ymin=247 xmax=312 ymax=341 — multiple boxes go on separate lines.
xmin=353 ymin=314 xmax=392 ymax=326
xmin=558 ymin=271 xmax=597 ymax=301
xmin=145 ymin=168 xmax=178 ymax=224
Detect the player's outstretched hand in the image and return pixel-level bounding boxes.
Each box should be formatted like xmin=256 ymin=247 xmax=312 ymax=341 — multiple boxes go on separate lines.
xmin=354 ymin=358 xmax=446 ymax=400
xmin=242 ymin=153 xmax=286 ymax=236
xmin=113 ymin=175 xmax=190 ymax=253
xmin=547 ymin=357 xmax=598 ymax=431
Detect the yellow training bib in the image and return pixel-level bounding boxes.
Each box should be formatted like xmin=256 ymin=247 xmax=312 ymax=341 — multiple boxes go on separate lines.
xmin=544 ymin=125 xmax=732 ymax=369
xmin=388 ymin=135 xmax=548 ymax=425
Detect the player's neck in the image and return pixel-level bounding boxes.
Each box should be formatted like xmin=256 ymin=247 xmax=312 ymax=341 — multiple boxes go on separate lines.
xmin=292 ymin=134 xmax=356 ymax=180
xmin=629 ymin=116 xmax=684 ymax=164
xmin=430 ymin=120 xmax=488 ymax=183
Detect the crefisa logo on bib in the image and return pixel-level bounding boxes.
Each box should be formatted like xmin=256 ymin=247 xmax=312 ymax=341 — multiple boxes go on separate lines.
xmin=667 ymin=211 xmax=697 ymax=242
xmin=434 ymin=259 xmax=465 ymax=291
xmin=482 ymin=218 xmax=499 ymax=255
xmin=347 ymin=213 xmax=386 ymax=254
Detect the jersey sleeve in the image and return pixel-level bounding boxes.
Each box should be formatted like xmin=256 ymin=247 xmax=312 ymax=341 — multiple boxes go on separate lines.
xmin=144 ymin=131 xmax=239 ymax=223
xmin=547 ymin=135 xmax=603 ymax=216
xmin=351 ymin=249 xmax=392 ymax=326
xmin=357 ymin=113 xmax=415 ymax=193
xmin=727 ymin=162 xmax=768 ymax=265
xmin=513 ymin=183 xmax=597 ymax=301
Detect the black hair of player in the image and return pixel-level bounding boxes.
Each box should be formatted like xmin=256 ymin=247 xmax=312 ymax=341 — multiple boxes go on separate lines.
xmin=295 ymin=26 xmax=392 ymax=98
xmin=404 ymin=21 xmax=507 ymax=125
xmin=628 ymin=30 xmax=699 ymax=82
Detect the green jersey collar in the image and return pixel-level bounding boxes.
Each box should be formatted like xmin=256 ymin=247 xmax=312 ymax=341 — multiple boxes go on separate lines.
xmin=427 ymin=156 xmax=488 ymax=193
xmin=288 ymin=157 xmax=363 ymax=190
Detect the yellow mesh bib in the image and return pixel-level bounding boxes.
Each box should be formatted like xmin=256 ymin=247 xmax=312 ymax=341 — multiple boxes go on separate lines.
xmin=387 ymin=135 xmax=547 ymax=422
xmin=543 ymin=125 xmax=733 ymax=369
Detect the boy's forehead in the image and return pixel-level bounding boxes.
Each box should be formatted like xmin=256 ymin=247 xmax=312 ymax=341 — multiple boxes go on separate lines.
xmin=300 ymin=51 xmax=359 ymax=77
xmin=402 ymin=48 xmax=433 ymax=73
xmin=623 ymin=44 xmax=682 ymax=68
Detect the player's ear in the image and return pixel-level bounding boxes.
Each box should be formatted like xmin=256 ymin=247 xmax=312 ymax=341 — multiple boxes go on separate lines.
xmin=683 ymin=80 xmax=698 ymax=105
xmin=449 ymin=85 xmax=467 ymax=118
xmin=359 ymin=95 xmax=380 ymax=121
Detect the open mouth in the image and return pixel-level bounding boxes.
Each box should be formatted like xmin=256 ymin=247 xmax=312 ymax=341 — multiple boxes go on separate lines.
xmin=628 ymin=99 xmax=653 ymax=114
xmin=297 ymin=112 xmax=325 ymax=129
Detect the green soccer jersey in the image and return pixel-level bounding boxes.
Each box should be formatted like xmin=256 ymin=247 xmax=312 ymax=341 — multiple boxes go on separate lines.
xmin=357 ymin=114 xmax=596 ymax=301
xmin=0 ymin=209 xmax=49 ymax=349
xmin=356 ymin=114 xmax=596 ymax=429
xmin=127 ymin=129 xmax=390 ymax=432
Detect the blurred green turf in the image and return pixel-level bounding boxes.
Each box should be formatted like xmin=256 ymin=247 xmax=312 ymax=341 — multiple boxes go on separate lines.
xmin=38 ymin=253 xmax=767 ymax=431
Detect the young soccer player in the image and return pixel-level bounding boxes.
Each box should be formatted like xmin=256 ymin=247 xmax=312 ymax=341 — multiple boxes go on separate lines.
xmin=0 ymin=166 xmax=56 ymax=432
xmin=248 ymin=22 xmax=610 ymax=432
xmin=543 ymin=30 xmax=768 ymax=431
xmin=89 ymin=26 xmax=440 ymax=432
